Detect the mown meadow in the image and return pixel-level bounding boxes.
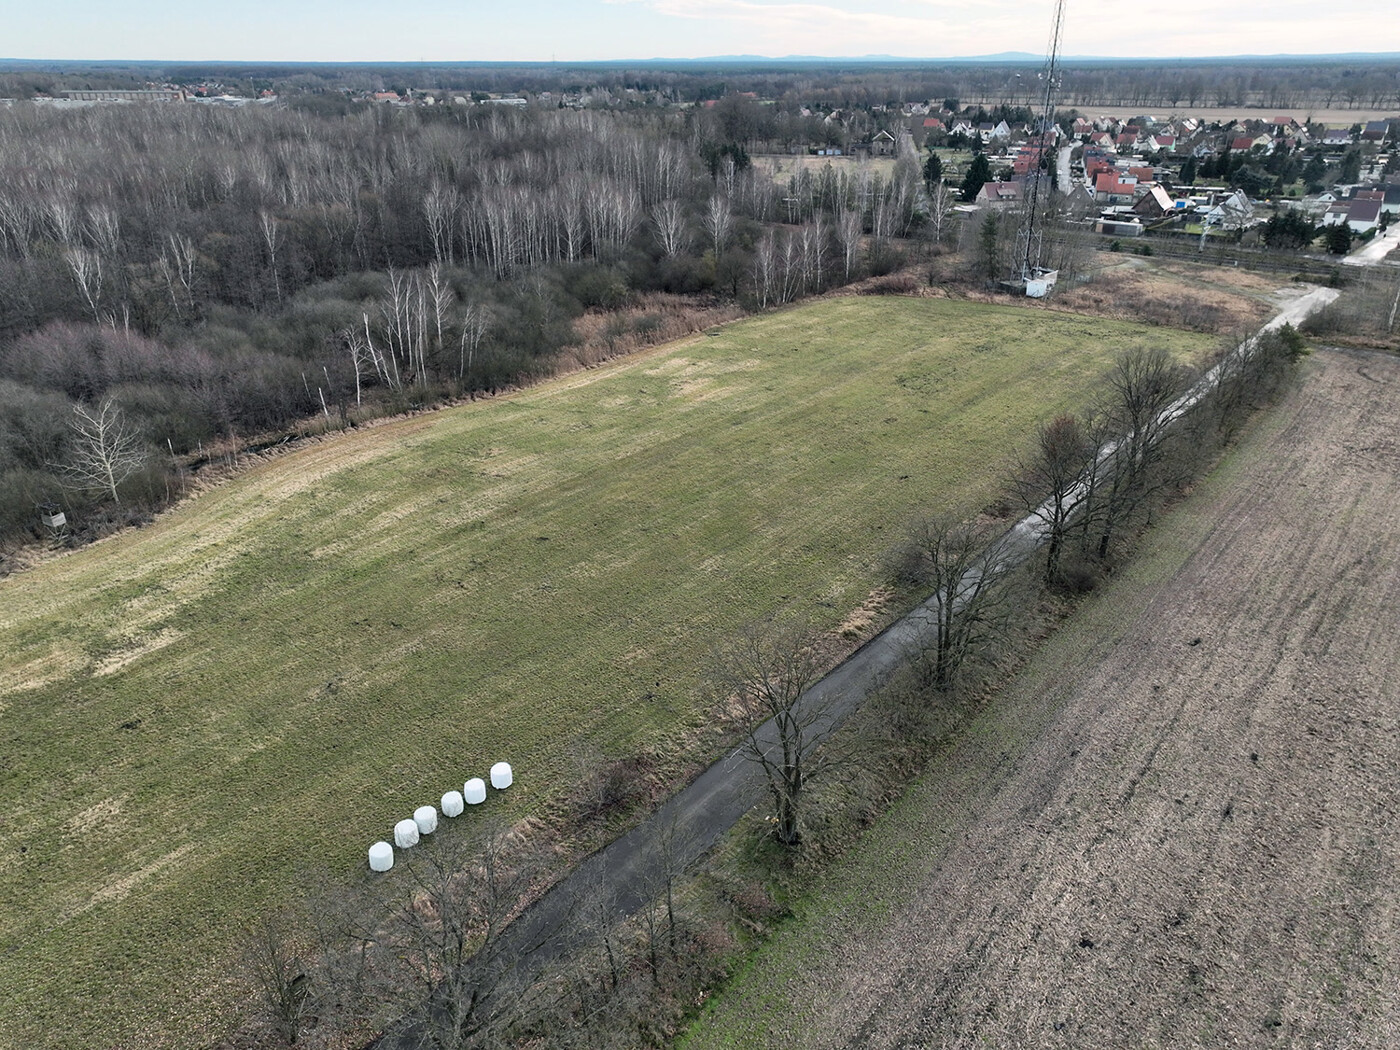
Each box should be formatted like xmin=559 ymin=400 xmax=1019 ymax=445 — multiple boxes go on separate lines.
xmin=0 ymin=296 xmax=1218 ymax=1047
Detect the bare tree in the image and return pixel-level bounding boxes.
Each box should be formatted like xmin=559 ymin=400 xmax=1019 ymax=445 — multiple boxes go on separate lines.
xmin=1013 ymin=413 xmax=1093 ymax=586
xmin=835 ymin=207 xmax=863 ymax=281
xmin=752 ymin=230 xmax=778 ymax=309
xmin=701 ymin=193 xmax=732 ymax=258
xmin=61 ymin=398 xmax=147 ymax=504
xmin=1091 ymin=347 xmax=1187 ymax=559
xmin=259 ymin=210 xmax=283 ymax=303
xmin=797 ymin=217 xmax=826 ymax=293
xmin=423 ymin=183 xmax=461 ymax=266
xmin=926 ymin=181 xmax=955 ymax=246
xmin=64 ymin=246 xmax=104 ymax=324
xmin=640 ymin=807 xmax=692 ymax=972
xmin=712 ymin=620 xmax=835 ymax=846
xmin=457 ymin=303 xmax=491 ymax=387
xmin=896 ymin=515 xmax=1013 ymax=692
xmin=650 ymin=198 xmax=690 ymax=258
xmin=85 ymin=203 xmax=120 ymax=258
xmin=427 ymin=262 xmax=455 ymax=366
xmin=309 ymin=828 xmax=547 ymax=1050
xmin=241 ymin=912 xmax=311 ymax=1046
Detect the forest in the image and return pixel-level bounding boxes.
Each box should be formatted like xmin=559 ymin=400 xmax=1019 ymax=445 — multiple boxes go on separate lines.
xmin=0 ymin=95 xmax=935 ymax=552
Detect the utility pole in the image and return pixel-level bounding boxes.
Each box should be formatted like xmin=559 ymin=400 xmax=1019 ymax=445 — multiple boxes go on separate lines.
xmin=1012 ymin=0 xmax=1068 ymax=291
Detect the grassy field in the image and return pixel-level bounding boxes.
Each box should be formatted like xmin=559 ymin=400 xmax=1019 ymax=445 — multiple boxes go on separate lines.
xmin=679 ymin=348 xmax=1400 ymax=1048
xmin=0 ymin=297 xmax=1219 ymax=1048
xmin=752 ymin=153 xmax=898 ymax=183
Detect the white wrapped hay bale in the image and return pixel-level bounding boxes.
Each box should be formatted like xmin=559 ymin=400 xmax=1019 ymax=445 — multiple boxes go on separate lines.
xmin=368 ymin=841 xmax=394 ymax=872
xmin=413 ymin=805 xmax=438 ymax=835
xmin=441 ymin=790 xmax=465 ymax=818
xmin=463 ymin=778 xmax=487 ymax=805
xmin=394 ymin=818 xmax=420 ymax=849
xmin=490 ymin=761 xmax=513 ymax=790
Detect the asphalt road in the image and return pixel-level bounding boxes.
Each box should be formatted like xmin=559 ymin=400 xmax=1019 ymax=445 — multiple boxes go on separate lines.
xmin=1342 ymin=222 xmax=1400 ymax=267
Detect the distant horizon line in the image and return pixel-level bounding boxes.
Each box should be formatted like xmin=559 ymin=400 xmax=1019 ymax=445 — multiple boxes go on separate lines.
xmin=2 ymin=50 xmax=1400 ymax=68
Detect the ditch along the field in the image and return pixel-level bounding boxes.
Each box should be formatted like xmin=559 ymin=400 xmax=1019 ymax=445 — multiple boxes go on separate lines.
xmin=682 ymin=345 xmax=1400 ymax=1049
xmin=0 ymin=297 xmax=1222 ymax=1048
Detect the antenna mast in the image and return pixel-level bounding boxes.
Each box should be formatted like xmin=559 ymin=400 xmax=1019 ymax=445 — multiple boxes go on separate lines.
xmin=1013 ymin=0 xmax=1068 ymax=285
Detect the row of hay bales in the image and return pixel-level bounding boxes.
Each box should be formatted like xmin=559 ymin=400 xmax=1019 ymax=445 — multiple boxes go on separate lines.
xmin=367 ymin=761 xmax=513 ymax=872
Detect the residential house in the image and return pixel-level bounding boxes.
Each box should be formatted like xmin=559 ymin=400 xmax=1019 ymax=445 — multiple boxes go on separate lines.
xmin=1299 ymin=190 xmax=1341 ymax=216
xmin=976 ymin=180 xmax=1025 ymax=208
xmin=1013 ymin=144 xmax=1051 ymax=176
xmin=977 ymin=120 xmax=1012 ymax=144
xmin=1072 ymin=117 xmax=1094 ymax=137
xmin=1321 ymin=201 xmax=1352 ymax=226
xmin=1084 ymin=157 xmax=1115 ymax=183
xmin=1381 ymin=184 xmax=1400 ymax=217
xmin=1321 ymin=128 xmax=1353 ymax=148
xmin=1361 ymin=120 xmax=1391 ymax=143
xmin=870 ymin=129 xmax=896 ymax=157
xmin=1131 ymin=184 xmax=1176 ymax=218
xmin=1204 ymin=189 xmax=1255 ymax=229
xmin=1095 ymin=171 xmax=1140 ymax=204
xmin=1341 ymin=198 xmax=1383 ymax=233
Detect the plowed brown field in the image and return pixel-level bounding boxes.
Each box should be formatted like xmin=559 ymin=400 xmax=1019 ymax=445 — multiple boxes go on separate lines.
xmin=686 ymin=346 xmax=1400 ymax=1049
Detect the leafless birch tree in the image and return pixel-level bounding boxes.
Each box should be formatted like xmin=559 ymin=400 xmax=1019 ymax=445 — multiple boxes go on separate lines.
xmin=61 ymin=398 xmax=147 ymax=504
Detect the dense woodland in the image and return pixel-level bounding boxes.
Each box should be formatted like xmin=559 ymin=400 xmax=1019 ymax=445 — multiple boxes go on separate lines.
xmin=0 ymin=96 xmax=937 ymax=550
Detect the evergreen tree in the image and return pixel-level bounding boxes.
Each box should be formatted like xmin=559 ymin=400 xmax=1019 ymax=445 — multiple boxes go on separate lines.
xmin=1303 ymin=152 xmax=1327 ymax=189
xmin=977 ymin=211 xmax=1002 ymax=279
xmin=1263 ymin=208 xmax=1317 ymax=250
xmin=960 ymin=151 xmax=992 ymax=202
xmin=1325 ymin=223 xmax=1354 ymax=254
xmin=923 ymin=150 xmax=944 ymax=193
xmin=1339 ymin=149 xmax=1362 ymax=184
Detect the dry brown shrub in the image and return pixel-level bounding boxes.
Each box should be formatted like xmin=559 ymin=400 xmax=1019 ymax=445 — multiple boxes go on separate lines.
xmin=568 ymin=294 xmax=743 ymax=367
xmin=1051 ymin=266 xmax=1269 ymax=333
xmin=860 ymin=273 xmax=920 ymax=296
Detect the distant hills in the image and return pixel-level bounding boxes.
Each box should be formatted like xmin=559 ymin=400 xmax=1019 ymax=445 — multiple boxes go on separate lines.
xmin=668 ymin=52 xmax=1400 ymax=64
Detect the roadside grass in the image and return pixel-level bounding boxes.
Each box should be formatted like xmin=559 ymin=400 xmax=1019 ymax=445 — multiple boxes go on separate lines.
xmin=676 ymin=353 xmax=1302 ymax=1050
xmin=0 ymin=296 xmax=1217 ymax=1047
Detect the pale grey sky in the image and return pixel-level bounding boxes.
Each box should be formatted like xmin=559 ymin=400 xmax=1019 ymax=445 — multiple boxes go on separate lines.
xmin=4 ymin=0 xmax=1397 ymax=63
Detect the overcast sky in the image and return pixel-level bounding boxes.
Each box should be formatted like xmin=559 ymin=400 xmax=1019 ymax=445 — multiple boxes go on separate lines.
xmin=5 ymin=0 xmax=1398 ymax=63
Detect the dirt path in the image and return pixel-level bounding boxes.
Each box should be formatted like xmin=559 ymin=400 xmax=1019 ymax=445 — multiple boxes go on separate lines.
xmin=687 ymin=346 xmax=1400 ymax=1048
